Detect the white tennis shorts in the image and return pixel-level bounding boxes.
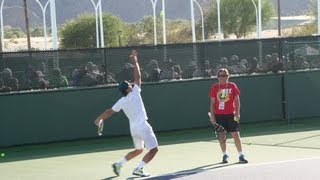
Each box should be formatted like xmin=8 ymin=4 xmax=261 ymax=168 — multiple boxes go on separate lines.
xmin=131 ymin=122 xmax=158 ymax=150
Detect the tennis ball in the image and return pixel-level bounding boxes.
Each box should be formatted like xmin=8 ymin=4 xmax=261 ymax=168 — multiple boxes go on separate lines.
xmin=1 ymin=153 xmax=5 ymax=157
xmin=248 ymin=141 xmax=253 ymax=145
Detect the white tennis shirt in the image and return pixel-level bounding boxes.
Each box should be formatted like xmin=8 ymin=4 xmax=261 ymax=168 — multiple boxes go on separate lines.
xmin=112 ymin=84 xmax=148 ymax=130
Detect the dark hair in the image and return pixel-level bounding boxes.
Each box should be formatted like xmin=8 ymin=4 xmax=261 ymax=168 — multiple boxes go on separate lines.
xmin=118 ymin=81 xmax=129 ymax=96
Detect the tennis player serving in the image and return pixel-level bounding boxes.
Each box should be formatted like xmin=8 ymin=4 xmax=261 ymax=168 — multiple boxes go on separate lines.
xmin=94 ymin=50 xmax=158 ymax=177
xmin=209 ymin=68 xmax=248 ymax=164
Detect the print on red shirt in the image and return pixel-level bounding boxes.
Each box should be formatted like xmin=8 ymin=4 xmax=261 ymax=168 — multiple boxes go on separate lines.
xmin=209 ymin=82 xmax=240 ymax=115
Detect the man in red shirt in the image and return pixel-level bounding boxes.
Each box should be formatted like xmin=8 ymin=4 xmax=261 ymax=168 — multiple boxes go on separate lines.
xmin=209 ymin=68 xmax=248 ymax=164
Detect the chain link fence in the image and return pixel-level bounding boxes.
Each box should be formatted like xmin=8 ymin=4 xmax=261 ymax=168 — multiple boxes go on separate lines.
xmin=0 ymin=35 xmax=320 ymax=93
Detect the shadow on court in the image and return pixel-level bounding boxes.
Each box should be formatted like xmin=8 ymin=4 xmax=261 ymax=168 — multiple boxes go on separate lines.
xmin=101 ymin=175 xmax=118 ymax=180
xmin=0 ymin=118 xmax=320 ymax=163
xmin=100 ymin=163 xmax=240 ymax=180
xmin=151 ymin=158 xmax=320 ymax=180
xmin=143 ymin=162 xmax=240 ymax=180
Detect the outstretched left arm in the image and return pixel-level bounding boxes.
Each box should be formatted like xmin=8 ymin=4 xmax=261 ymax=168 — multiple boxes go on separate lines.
xmin=94 ymin=108 xmax=115 ymax=126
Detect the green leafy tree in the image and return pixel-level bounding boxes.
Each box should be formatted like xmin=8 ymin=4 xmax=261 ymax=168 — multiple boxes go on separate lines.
xmin=4 ymin=26 xmax=25 ymax=39
xmin=126 ymin=15 xmax=174 ymax=46
xmin=127 ymin=15 xmax=192 ymax=45
xmin=283 ymin=23 xmax=317 ymax=37
xmin=125 ymin=16 xmax=162 ymax=46
xmin=59 ymin=13 xmax=127 ymax=49
xmin=125 ymin=22 xmax=143 ymax=46
xmin=31 ymin=27 xmax=44 ymax=37
xmin=166 ymin=19 xmax=192 ymax=43
xmin=140 ymin=16 xmax=162 ymax=44
xmin=205 ymin=0 xmax=274 ymax=38
xmin=283 ymin=0 xmax=316 ymax=36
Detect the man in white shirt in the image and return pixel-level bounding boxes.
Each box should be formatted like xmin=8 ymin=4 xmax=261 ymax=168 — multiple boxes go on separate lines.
xmin=95 ymin=50 xmax=158 ymax=177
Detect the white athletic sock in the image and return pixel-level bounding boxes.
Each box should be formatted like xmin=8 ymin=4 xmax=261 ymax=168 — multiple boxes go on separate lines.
xmin=137 ymin=161 xmax=147 ymax=169
xmin=116 ymin=157 xmax=127 ymax=166
xmin=223 ymin=152 xmax=227 ymax=156
xmin=239 ymin=152 xmax=243 ymax=156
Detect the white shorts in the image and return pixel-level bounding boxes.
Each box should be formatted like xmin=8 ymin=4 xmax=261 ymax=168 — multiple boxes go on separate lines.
xmin=131 ymin=123 xmax=158 ymax=150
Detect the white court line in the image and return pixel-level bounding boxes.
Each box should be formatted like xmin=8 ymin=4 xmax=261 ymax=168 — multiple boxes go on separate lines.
xmin=214 ymin=156 xmax=320 ymax=170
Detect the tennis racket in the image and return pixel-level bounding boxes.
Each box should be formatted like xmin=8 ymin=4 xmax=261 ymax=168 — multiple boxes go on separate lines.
xmin=97 ymin=119 xmax=104 ymax=136
xmin=208 ymin=112 xmax=227 ymax=143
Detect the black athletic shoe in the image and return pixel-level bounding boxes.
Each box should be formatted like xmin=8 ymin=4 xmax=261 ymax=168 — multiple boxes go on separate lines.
xmin=222 ymin=154 xmax=229 ymax=163
xmin=239 ymin=155 xmax=248 ymax=163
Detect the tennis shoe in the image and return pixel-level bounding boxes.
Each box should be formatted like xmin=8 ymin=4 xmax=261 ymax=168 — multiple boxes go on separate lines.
xmin=239 ymin=155 xmax=248 ymax=164
xmin=132 ymin=168 xmax=150 ymax=177
xmin=112 ymin=163 xmax=122 ymax=176
xmin=222 ymin=154 xmax=229 ymax=163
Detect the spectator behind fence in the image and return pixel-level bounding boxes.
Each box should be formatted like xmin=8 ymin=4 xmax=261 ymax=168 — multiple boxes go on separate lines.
xmin=87 ymin=62 xmax=101 ymax=78
xmin=204 ymin=60 xmax=214 ymax=77
xmin=49 ymin=68 xmax=69 ymax=88
xmin=70 ymin=68 xmax=80 ymax=86
xmin=240 ymin=59 xmax=248 ymax=69
xmin=261 ymin=54 xmax=272 ymax=72
xmin=239 ymin=59 xmax=249 ymax=73
xmin=21 ymin=65 xmax=35 ymax=90
xmin=70 ymin=65 xmax=100 ymax=87
xmin=270 ymin=53 xmax=283 ymax=73
xmin=0 ymin=77 xmax=12 ymax=92
xmin=173 ymin=64 xmax=183 ymax=79
xmin=246 ymin=57 xmax=263 ymax=74
xmin=106 ymin=72 xmax=118 ymax=84
xmin=39 ymin=61 xmax=48 ymax=76
xmin=1 ymin=68 xmax=19 ymax=91
xmin=310 ymin=61 xmax=320 ymax=69
xmin=215 ymin=57 xmax=233 ymax=74
xmin=99 ymin=64 xmax=117 ymax=84
xmin=192 ymin=62 xmax=204 ymax=78
xmin=229 ymin=55 xmax=240 ymax=74
xmin=229 ymin=55 xmax=246 ymax=74
xmin=192 ymin=60 xmax=214 ymax=78
xmin=142 ymin=59 xmax=161 ymax=82
xmin=116 ymin=63 xmax=134 ymax=82
xmin=294 ymin=55 xmax=310 ymax=70
xmin=183 ymin=61 xmax=197 ymax=79
xmin=86 ymin=62 xmax=105 ymax=85
xmin=29 ymin=70 xmax=49 ymax=89
xmin=159 ymin=58 xmax=177 ymax=80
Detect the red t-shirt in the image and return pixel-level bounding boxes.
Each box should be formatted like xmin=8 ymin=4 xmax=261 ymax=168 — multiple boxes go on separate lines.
xmin=209 ymin=82 xmax=240 ymax=115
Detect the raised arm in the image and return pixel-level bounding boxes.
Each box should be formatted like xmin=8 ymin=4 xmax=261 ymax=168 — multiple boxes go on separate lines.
xmin=129 ymin=50 xmax=141 ymax=87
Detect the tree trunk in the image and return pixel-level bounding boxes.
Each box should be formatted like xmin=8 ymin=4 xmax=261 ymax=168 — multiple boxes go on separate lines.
xmin=23 ymin=0 xmax=31 ymax=50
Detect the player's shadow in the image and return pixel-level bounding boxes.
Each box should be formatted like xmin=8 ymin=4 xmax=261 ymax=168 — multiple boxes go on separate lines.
xmin=99 ymin=162 xmax=239 ymax=180
xmin=126 ymin=177 xmax=145 ymax=180
xmin=102 ymin=175 xmax=146 ymax=180
xmin=101 ymin=175 xmax=118 ymax=180
xmin=143 ymin=162 xmax=239 ymax=180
